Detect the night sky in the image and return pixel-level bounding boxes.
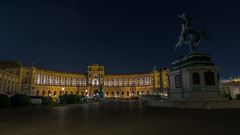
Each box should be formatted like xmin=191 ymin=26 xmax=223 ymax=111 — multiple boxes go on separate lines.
xmin=0 ymin=0 xmax=239 ymax=79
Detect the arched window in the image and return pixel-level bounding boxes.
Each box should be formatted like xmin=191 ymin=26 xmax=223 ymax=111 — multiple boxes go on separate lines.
xmin=106 ymin=92 xmax=109 ymax=97
xmin=48 ymin=90 xmax=52 ymax=96
xmin=59 ymin=91 xmax=63 ymax=96
xmin=81 ymin=91 xmax=84 ymax=96
xmin=111 ymin=91 xmax=115 ymax=97
xmin=146 ymin=91 xmax=150 ymax=94
xmin=36 ymin=90 xmax=40 ymax=96
xmin=42 ymin=90 xmax=46 ymax=96
xmin=132 ymin=90 xmax=135 ymax=95
xmin=54 ymin=91 xmax=57 ymax=96
xmin=126 ymin=91 xmax=130 ymax=96
xmin=121 ymin=91 xmax=124 ymax=96
xmin=94 ymin=90 xmax=98 ymax=95
xmin=116 ymin=91 xmax=119 ymax=96
xmin=192 ymin=72 xmax=200 ymax=85
xmin=204 ymin=71 xmax=215 ymax=86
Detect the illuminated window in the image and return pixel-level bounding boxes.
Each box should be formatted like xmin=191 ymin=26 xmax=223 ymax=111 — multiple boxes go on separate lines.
xmin=42 ymin=90 xmax=46 ymax=96
xmin=121 ymin=91 xmax=124 ymax=96
xmin=126 ymin=91 xmax=130 ymax=96
xmin=54 ymin=91 xmax=57 ymax=96
xmin=36 ymin=90 xmax=40 ymax=96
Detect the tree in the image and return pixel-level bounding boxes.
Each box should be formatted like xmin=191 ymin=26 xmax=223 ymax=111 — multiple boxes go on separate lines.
xmin=0 ymin=94 xmax=10 ymax=108
xmin=222 ymin=93 xmax=232 ymax=100
xmin=236 ymin=94 xmax=240 ymax=100
xmin=42 ymin=97 xmax=53 ymax=105
xmin=10 ymin=94 xmax=30 ymax=107
xmin=59 ymin=94 xmax=80 ymax=104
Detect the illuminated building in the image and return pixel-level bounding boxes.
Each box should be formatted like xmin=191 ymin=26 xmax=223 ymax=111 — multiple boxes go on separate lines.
xmin=0 ymin=60 xmax=169 ymax=98
xmin=0 ymin=70 xmax=20 ymax=95
xmin=220 ymin=76 xmax=240 ymax=99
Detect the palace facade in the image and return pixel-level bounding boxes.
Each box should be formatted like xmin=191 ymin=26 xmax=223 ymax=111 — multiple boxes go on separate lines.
xmin=220 ymin=77 xmax=240 ymax=99
xmin=0 ymin=60 xmax=169 ymax=98
xmin=0 ymin=70 xmax=20 ymax=95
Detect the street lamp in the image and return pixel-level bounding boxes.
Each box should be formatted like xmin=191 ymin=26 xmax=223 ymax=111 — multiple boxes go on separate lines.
xmin=85 ymin=89 xmax=88 ymax=97
xmin=61 ymin=87 xmax=65 ymax=95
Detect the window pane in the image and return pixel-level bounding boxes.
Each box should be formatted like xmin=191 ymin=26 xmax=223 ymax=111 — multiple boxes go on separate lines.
xmin=192 ymin=72 xmax=200 ymax=85
xmin=204 ymin=71 xmax=215 ymax=86
xmin=175 ymin=75 xmax=181 ymax=88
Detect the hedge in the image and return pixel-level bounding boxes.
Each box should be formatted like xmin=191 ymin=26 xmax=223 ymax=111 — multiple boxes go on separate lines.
xmin=59 ymin=94 xmax=80 ymax=104
xmin=0 ymin=94 xmax=10 ymax=108
xmin=236 ymin=94 xmax=240 ymax=100
xmin=42 ymin=97 xmax=53 ymax=105
xmin=10 ymin=94 xmax=31 ymax=107
xmin=222 ymin=93 xmax=232 ymax=100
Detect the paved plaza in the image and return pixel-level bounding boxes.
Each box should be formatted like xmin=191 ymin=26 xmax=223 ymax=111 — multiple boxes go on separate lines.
xmin=0 ymin=102 xmax=239 ymax=135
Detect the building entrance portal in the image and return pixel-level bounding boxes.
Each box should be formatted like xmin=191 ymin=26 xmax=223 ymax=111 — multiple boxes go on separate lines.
xmin=92 ymin=77 xmax=99 ymax=86
xmin=94 ymin=90 xmax=99 ymax=97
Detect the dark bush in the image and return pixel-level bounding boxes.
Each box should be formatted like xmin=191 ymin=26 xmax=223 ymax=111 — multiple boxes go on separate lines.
xmin=222 ymin=93 xmax=232 ymax=100
xmin=131 ymin=96 xmax=139 ymax=100
xmin=42 ymin=97 xmax=53 ymax=105
xmin=0 ymin=94 xmax=10 ymax=108
xmin=236 ymin=94 xmax=240 ymax=100
xmin=59 ymin=94 xmax=80 ymax=104
xmin=10 ymin=94 xmax=30 ymax=107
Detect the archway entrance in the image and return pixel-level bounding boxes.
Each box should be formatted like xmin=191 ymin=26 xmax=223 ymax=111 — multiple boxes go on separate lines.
xmin=111 ymin=91 xmax=115 ymax=97
xmin=94 ymin=90 xmax=99 ymax=97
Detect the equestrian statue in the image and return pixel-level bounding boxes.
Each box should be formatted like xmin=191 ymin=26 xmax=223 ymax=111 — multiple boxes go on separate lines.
xmin=175 ymin=13 xmax=208 ymax=53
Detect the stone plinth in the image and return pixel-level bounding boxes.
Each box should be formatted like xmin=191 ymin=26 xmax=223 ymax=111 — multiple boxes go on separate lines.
xmin=169 ymin=53 xmax=224 ymax=101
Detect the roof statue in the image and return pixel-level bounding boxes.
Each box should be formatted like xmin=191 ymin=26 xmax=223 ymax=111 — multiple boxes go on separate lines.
xmin=175 ymin=13 xmax=208 ymax=53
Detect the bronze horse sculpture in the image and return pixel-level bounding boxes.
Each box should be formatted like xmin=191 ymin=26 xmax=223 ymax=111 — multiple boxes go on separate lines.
xmin=175 ymin=13 xmax=208 ymax=53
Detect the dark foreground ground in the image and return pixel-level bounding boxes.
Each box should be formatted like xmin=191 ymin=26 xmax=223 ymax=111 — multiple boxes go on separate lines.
xmin=0 ymin=101 xmax=239 ymax=135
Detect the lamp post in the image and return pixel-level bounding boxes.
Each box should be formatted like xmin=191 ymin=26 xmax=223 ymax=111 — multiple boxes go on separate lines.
xmin=85 ymin=89 xmax=88 ymax=97
xmin=61 ymin=87 xmax=65 ymax=95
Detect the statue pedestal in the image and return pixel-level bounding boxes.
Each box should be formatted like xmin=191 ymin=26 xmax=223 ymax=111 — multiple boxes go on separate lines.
xmin=169 ymin=53 xmax=224 ymax=101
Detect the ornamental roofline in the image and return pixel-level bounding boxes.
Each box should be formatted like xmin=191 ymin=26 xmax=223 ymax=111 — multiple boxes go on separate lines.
xmin=0 ymin=60 xmax=169 ymax=75
xmin=34 ymin=67 xmax=86 ymax=75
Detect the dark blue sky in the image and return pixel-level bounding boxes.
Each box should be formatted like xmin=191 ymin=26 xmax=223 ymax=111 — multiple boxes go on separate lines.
xmin=0 ymin=0 xmax=239 ymax=78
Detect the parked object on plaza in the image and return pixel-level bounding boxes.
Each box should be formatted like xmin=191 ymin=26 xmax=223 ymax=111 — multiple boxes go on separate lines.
xmin=30 ymin=96 xmax=42 ymax=105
